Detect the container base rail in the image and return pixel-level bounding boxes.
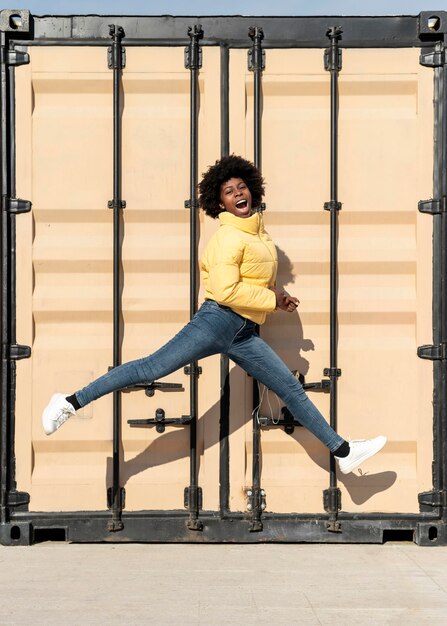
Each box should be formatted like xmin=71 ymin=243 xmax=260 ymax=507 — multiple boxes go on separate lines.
xmin=0 ymin=514 xmax=444 ymax=546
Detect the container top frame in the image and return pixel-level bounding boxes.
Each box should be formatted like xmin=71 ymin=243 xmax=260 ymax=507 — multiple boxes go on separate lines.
xmin=1 ymin=10 xmax=447 ymax=48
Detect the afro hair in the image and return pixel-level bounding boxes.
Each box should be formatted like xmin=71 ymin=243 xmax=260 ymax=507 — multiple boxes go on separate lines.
xmin=198 ymin=155 xmax=265 ymax=218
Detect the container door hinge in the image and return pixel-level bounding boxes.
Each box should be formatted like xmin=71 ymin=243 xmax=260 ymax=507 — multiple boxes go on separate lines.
xmin=184 ymin=485 xmax=202 ymax=510
xmin=6 ymin=490 xmax=30 ymax=509
xmin=107 ymin=487 xmax=125 ymax=510
xmin=417 ymin=343 xmax=447 ymax=361
xmin=4 ymin=197 xmax=32 ymax=214
xmin=420 ymin=47 xmax=446 ymax=67
xmin=418 ymin=489 xmax=447 ymax=512
xmin=323 ymin=487 xmax=342 ymax=532
xmin=6 ymin=49 xmax=29 ymax=67
xmin=4 ymin=343 xmax=31 ymax=360
xmin=418 ymin=197 xmax=447 ymax=215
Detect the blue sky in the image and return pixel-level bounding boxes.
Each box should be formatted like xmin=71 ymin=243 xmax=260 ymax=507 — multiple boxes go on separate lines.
xmin=18 ymin=1 xmax=447 ymax=16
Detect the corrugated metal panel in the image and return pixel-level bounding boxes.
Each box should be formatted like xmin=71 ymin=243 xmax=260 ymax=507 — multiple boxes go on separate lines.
xmin=15 ymin=46 xmax=432 ymax=515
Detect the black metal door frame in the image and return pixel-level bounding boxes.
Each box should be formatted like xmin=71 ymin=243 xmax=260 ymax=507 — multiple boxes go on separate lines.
xmin=1 ymin=10 xmax=447 ymax=545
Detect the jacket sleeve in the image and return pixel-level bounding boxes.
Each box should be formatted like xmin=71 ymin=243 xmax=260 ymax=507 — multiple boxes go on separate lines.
xmin=207 ymin=237 xmax=277 ymax=313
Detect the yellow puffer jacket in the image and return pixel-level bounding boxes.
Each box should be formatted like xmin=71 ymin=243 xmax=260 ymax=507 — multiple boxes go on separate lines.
xmin=200 ymin=211 xmax=278 ymax=324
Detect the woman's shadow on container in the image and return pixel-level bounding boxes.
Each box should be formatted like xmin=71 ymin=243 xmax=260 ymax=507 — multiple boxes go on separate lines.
xmin=107 ymin=246 xmax=396 ymax=506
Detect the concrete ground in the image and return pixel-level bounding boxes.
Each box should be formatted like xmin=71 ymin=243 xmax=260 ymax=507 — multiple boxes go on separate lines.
xmin=0 ymin=542 xmax=447 ymax=625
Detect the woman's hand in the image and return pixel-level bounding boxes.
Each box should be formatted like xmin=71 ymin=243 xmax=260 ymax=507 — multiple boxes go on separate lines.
xmin=270 ymin=287 xmax=300 ymax=312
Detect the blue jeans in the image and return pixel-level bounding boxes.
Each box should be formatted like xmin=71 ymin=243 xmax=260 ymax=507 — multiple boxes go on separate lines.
xmin=75 ymin=300 xmax=344 ymax=452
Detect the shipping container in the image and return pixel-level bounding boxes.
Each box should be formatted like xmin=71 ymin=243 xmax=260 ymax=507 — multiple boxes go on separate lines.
xmin=1 ymin=10 xmax=447 ymax=545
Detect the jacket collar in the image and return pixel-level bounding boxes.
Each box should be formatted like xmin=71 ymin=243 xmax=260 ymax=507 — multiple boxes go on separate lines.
xmin=218 ymin=210 xmax=263 ymax=235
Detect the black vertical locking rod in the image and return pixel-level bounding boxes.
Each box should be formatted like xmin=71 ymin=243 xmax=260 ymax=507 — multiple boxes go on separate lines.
xmin=107 ymin=24 xmax=126 ymax=533
xmin=219 ymin=42 xmax=231 ymax=516
xmin=248 ymin=26 xmax=265 ymax=532
xmin=185 ymin=25 xmax=203 ymax=531
xmin=323 ymin=27 xmax=343 ymax=532
xmin=0 ymin=31 xmax=11 ymax=525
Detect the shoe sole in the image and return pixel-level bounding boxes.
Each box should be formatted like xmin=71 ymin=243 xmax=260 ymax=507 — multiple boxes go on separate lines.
xmin=339 ymin=436 xmax=387 ymax=475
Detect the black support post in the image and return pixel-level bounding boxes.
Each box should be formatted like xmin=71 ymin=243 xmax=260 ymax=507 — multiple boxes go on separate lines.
xmin=219 ymin=42 xmax=231 ymax=517
xmin=418 ymin=36 xmax=447 ymax=525
xmin=184 ymin=24 xmax=203 ymax=531
xmin=323 ymin=27 xmax=343 ymax=533
xmin=0 ymin=25 xmax=31 ymax=530
xmin=248 ymin=26 xmax=265 ymax=532
xmin=107 ymin=24 xmax=126 ymax=533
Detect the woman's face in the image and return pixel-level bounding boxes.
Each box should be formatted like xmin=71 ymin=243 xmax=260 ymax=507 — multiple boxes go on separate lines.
xmin=219 ymin=177 xmax=252 ymax=218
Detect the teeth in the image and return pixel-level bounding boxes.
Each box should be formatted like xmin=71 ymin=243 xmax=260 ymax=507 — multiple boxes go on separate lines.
xmin=236 ymin=200 xmax=247 ymax=207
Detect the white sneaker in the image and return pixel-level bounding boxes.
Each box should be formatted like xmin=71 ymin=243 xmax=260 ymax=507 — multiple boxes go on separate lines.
xmin=42 ymin=393 xmax=76 ymax=435
xmin=336 ymin=436 xmax=387 ymax=475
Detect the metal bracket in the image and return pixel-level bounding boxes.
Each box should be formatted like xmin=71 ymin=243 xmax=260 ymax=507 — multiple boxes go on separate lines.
xmin=302 ymin=379 xmax=331 ymax=392
xmin=417 ymin=343 xmax=447 ymax=361
xmin=184 ymin=485 xmax=202 ymax=510
xmin=324 ymin=201 xmax=342 ymax=211
xmin=6 ymin=490 xmax=30 ymax=508
xmin=257 ymin=406 xmax=298 ymax=433
xmin=6 ymin=49 xmax=29 ymax=67
xmin=323 ymin=487 xmax=342 ymax=532
xmin=324 ymin=47 xmax=342 ymax=72
xmin=5 ymin=343 xmax=31 ymax=360
xmin=127 ymin=408 xmax=192 ymax=433
xmin=246 ymin=487 xmax=266 ymax=514
xmin=323 ymin=367 xmax=342 ymax=377
xmin=420 ymin=46 xmax=446 ymax=67
xmin=123 ymin=381 xmax=184 ymax=397
xmin=4 ymin=197 xmax=31 ymax=214
xmin=107 ymin=200 xmax=126 ymax=209
xmin=184 ymin=46 xmax=202 ymax=70
xmin=247 ymin=48 xmax=265 ymax=71
xmin=324 ymin=26 xmax=343 ymax=72
xmin=418 ymin=489 xmax=447 ymax=512
xmin=107 ymin=487 xmax=125 ymax=510
xmin=184 ymin=199 xmax=199 ymax=210
xmin=108 ymin=24 xmax=126 ymax=70
xmin=185 ymin=24 xmax=203 ymax=69
xmin=107 ymin=46 xmax=126 ymax=70
xmin=184 ymin=364 xmax=202 ymax=377
xmin=418 ymin=197 xmax=447 ymax=215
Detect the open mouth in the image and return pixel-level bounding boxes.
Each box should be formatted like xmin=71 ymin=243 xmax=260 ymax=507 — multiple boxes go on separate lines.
xmin=235 ymin=199 xmax=248 ymax=209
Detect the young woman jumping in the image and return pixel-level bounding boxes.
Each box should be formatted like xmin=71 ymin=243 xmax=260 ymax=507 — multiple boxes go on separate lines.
xmin=42 ymin=155 xmax=386 ymax=475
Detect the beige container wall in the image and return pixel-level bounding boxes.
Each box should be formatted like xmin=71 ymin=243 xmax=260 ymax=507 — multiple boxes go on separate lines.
xmin=15 ymin=46 xmax=433 ymax=514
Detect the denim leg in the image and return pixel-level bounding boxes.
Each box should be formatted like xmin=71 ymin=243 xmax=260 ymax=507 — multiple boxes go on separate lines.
xmin=75 ymin=301 xmax=243 ymax=407
xmin=227 ymin=328 xmax=345 ymax=452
